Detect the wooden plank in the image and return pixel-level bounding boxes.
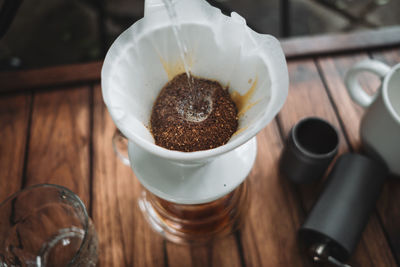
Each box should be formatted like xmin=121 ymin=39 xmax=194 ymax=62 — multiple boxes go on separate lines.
xmin=316 ymin=53 xmax=380 ymax=149
xmin=239 ymin=122 xmax=309 ymax=267
xmin=0 ymin=27 xmax=398 ymax=94
xmin=25 ymin=87 xmax=91 ymax=205
xmin=318 ymin=48 xmax=400 ymax=264
xmin=166 ymin=236 xmax=242 ymax=267
xmin=92 ymin=86 xmax=165 ymax=267
xmin=372 ymin=48 xmax=400 ymax=66
xmin=278 ymin=59 xmax=397 ymax=266
xmin=281 ymin=26 xmax=400 ymax=59
xmin=0 ymin=61 xmax=102 ymax=93
xmin=0 ymin=94 xmax=30 ymax=202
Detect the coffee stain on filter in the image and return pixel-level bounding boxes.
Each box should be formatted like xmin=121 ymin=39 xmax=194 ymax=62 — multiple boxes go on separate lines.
xmin=231 ymin=77 xmax=260 ymax=136
xmin=232 ymin=126 xmax=247 ymax=136
xmin=159 ymin=55 xmax=193 ymax=81
xmin=231 ymin=77 xmax=260 ymax=118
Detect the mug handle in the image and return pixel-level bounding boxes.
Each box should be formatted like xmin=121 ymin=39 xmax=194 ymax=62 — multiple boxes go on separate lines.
xmin=345 ymin=59 xmax=391 ymax=108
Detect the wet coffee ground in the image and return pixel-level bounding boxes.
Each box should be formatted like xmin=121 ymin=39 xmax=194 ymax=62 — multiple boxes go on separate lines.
xmin=150 ymin=73 xmax=238 ymax=152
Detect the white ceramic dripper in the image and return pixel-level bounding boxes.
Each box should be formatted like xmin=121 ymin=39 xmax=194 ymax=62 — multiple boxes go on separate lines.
xmin=101 ymin=0 xmax=288 ymax=204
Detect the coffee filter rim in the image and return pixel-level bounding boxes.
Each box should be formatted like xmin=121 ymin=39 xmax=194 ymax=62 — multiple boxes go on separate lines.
xmin=101 ymin=7 xmax=288 ymax=162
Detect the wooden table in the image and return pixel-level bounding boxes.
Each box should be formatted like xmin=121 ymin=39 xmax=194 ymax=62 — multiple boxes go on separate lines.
xmin=1 ymin=27 xmax=400 ymax=267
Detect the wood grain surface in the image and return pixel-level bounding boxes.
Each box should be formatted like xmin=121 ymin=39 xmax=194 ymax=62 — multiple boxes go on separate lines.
xmin=317 ymin=53 xmax=380 ymax=149
xmin=0 ymin=61 xmax=102 ymax=93
xmin=0 ymin=45 xmax=400 ymax=267
xmin=25 ymin=87 xmax=91 ymax=205
xmin=92 ymin=86 xmax=165 ymax=267
xmin=0 ymin=94 xmax=31 ymax=202
xmin=0 ymin=27 xmax=399 ymax=94
xmin=240 ymin=121 xmax=309 ymax=267
xmin=282 ymin=26 xmax=400 ymax=59
xmin=166 ymin=236 xmax=243 ymax=267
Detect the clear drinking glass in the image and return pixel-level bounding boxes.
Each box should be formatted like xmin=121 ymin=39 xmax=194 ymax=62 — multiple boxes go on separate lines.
xmin=0 ymin=184 xmax=98 ymax=267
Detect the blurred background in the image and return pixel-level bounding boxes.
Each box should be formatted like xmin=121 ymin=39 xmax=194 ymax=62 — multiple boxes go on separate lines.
xmin=0 ymin=0 xmax=399 ymax=71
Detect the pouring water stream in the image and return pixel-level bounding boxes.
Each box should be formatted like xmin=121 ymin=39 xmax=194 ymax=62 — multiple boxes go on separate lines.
xmin=162 ymin=0 xmax=192 ymax=82
xmin=162 ymin=0 xmax=214 ymax=122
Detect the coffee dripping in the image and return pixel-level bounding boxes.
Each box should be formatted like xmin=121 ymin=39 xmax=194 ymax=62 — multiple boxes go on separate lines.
xmin=101 ymin=0 xmax=288 ymax=243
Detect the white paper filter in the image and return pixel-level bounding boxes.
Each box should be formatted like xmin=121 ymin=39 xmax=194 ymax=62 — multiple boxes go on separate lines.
xmin=101 ymin=0 xmax=288 ymax=161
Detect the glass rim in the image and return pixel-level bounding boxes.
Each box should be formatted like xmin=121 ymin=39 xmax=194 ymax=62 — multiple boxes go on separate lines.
xmin=0 ymin=183 xmax=90 ymax=266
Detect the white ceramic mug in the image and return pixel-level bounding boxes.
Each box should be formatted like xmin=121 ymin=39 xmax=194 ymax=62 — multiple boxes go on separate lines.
xmin=345 ymin=59 xmax=400 ymax=176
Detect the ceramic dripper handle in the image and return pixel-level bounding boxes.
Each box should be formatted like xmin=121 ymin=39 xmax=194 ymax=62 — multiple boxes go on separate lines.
xmin=112 ymin=129 xmax=130 ymax=166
